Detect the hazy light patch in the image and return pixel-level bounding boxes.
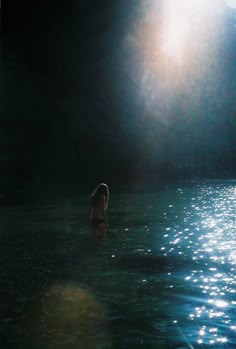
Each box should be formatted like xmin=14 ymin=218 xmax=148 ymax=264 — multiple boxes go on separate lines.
xmin=160 ymin=0 xmax=222 ymax=65
xmin=24 ymin=283 xmax=110 ymax=348
xmin=227 ymin=0 xmax=236 ymax=8
xmin=124 ymin=0 xmax=226 ymax=127
xmin=161 ymin=2 xmax=189 ymax=64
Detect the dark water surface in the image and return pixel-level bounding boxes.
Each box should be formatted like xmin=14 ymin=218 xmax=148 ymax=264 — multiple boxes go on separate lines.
xmin=1 ymin=181 xmax=236 ymax=348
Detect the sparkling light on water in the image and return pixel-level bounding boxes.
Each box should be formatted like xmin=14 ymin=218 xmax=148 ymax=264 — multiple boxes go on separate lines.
xmin=161 ymin=183 xmax=236 ymax=345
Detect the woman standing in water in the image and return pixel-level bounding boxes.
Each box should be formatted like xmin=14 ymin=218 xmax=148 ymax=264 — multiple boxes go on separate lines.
xmin=89 ymin=183 xmax=109 ymax=237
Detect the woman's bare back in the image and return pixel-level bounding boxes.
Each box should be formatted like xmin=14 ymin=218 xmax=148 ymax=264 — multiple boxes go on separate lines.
xmin=92 ymin=195 xmax=105 ymax=220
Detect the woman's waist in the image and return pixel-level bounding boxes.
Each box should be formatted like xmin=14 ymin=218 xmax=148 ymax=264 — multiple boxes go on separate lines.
xmin=92 ymin=217 xmax=105 ymax=225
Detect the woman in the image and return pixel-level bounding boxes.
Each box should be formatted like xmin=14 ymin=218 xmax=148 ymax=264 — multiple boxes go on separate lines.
xmin=89 ymin=183 xmax=109 ymax=237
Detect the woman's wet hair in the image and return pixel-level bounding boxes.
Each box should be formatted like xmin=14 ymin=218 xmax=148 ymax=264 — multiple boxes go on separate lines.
xmin=91 ymin=183 xmax=109 ymax=208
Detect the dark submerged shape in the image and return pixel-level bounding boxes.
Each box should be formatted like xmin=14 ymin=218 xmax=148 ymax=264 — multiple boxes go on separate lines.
xmin=113 ymin=251 xmax=224 ymax=274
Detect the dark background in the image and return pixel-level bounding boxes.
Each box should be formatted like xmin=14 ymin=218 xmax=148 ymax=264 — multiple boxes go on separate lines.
xmin=1 ymin=0 xmax=236 ymax=200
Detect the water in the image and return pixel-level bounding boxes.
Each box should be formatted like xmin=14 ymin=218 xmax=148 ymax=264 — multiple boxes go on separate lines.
xmin=1 ymin=181 xmax=236 ymax=348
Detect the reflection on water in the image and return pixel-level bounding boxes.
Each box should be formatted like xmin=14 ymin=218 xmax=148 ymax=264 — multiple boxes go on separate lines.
xmin=24 ymin=283 xmax=111 ymax=349
xmin=169 ymin=183 xmax=236 ymax=346
xmin=1 ymin=181 xmax=236 ymax=348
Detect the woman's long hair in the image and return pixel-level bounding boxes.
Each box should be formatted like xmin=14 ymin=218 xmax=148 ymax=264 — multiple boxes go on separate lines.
xmin=90 ymin=183 xmax=109 ymax=209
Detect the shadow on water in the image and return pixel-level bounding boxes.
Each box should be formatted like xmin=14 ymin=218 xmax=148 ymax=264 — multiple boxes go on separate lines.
xmin=112 ymin=250 xmax=228 ymax=275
